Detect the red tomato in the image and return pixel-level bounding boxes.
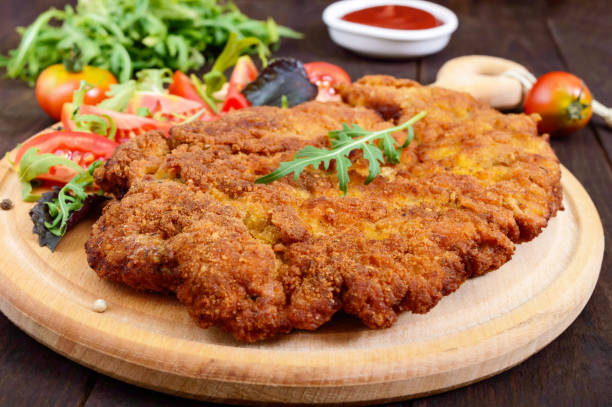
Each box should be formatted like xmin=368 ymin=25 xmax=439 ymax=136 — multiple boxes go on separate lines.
xmin=35 ymin=64 xmax=117 ymax=121
xmin=524 ymin=71 xmax=593 ymax=136
xmin=14 ymin=131 xmax=118 ymax=184
xmin=169 ymin=71 xmax=204 ymax=103
xmin=221 ymin=89 xmax=251 ymax=112
xmin=304 ymin=62 xmax=351 ymax=102
xmin=228 ymin=56 xmax=259 ymax=92
xmin=126 ymin=91 xmax=215 ymax=121
xmin=61 ymin=103 xmax=172 ymax=144
xmin=221 ymin=56 xmax=258 ymax=112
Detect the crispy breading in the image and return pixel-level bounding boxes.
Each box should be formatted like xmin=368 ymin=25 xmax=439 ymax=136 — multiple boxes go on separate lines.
xmin=86 ymin=76 xmax=562 ymax=342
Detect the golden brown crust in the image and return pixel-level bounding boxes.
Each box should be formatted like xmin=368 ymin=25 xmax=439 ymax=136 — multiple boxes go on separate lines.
xmin=87 ymin=77 xmax=562 ymax=342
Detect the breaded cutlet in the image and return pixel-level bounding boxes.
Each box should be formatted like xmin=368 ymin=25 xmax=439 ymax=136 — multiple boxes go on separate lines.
xmin=86 ymin=76 xmax=562 ymax=342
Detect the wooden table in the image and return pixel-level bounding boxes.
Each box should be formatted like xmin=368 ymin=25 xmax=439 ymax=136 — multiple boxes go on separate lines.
xmin=0 ymin=1 xmax=609 ymax=405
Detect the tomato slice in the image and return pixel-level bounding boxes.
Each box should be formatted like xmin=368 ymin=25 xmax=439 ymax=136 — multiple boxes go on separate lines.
xmin=62 ymin=103 xmax=172 ymax=143
xmin=222 ymin=88 xmax=251 ymax=112
xmin=221 ymin=56 xmax=258 ymax=112
xmin=169 ymin=71 xmax=204 ymax=103
xmin=126 ymin=91 xmax=215 ymax=121
xmin=14 ymin=131 xmax=118 ymax=184
xmin=228 ymin=56 xmax=259 ymax=92
xmin=304 ymin=62 xmax=351 ymax=102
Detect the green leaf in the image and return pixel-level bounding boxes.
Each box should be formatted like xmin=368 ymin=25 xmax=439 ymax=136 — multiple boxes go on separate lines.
xmin=97 ymin=80 xmax=137 ymax=111
xmin=203 ymin=70 xmax=226 ymax=99
xmin=1 ymin=1 xmax=301 ymax=84
xmin=359 ymin=142 xmax=384 ymax=184
xmin=255 ymin=111 xmax=427 ymax=194
xmin=134 ymin=68 xmax=172 ymax=93
xmin=198 ymin=31 xmax=264 ymax=103
xmin=190 ymin=74 xmax=219 ymax=114
xmin=336 ymin=155 xmax=351 ymax=195
xmin=17 ymin=148 xmax=82 ymax=202
xmin=43 ymin=160 xmax=102 ymax=237
xmin=6 ymin=9 xmax=64 ymax=78
xmin=381 ymin=133 xmax=400 ymax=164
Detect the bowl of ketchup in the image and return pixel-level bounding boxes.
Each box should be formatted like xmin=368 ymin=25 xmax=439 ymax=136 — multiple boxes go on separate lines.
xmin=323 ymin=0 xmax=458 ymax=58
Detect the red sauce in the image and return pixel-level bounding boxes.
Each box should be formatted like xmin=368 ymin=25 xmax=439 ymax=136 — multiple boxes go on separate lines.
xmin=341 ymin=5 xmax=442 ymax=30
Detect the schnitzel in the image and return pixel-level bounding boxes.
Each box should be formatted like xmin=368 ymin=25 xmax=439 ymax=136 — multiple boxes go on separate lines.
xmin=86 ymin=76 xmax=562 ymax=342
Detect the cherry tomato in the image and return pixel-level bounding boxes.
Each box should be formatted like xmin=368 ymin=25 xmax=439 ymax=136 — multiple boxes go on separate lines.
xmin=61 ymin=103 xmax=172 ymax=144
xmin=35 ymin=64 xmax=117 ymax=121
xmin=524 ymin=71 xmax=592 ymax=136
xmin=126 ymin=91 xmax=215 ymax=121
xmin=304 ymin=62 xmax=351 ymax=102
xmin=14 ymin=131 xmax=118 ymax=184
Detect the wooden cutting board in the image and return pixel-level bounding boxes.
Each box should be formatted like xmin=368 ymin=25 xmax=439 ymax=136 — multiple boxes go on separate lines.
xmin=0 ymin=156 xmax=603 ymax=406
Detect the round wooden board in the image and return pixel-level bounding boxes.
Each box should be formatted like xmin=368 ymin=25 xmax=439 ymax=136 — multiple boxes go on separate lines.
xmin=0 ymin=158 xmax=603 ymax=406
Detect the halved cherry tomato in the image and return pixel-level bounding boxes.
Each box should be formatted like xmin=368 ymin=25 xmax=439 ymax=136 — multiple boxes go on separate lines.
xmin=61 ymin=103 xmax=172 ymax=144
xmin=524 ymin=71 xmax=593 ymax=136
xmin=304 ymin=62 xmax=351 ymax=102
xmin=35 ymin=64 xmax=117 ymax=121
xmin=126 ymin=91 xmax=215 ymax=121
xmin=14 ymin=131 xmax=118 ymax=184
xmin=169 ymin=71 xmax=204 ymax=103
xmin=221 ymin=56 xmax=258 ymax=112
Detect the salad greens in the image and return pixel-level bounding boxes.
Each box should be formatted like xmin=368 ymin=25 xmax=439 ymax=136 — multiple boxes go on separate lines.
xmin=97 ymin=68 xmax=173 ymax=111
xmin=17 ymin=148 xmax=82 ymax=202
xmin=43 ymin=161 xmax=102 ymax=237
xmin=29 ymin=162 xmax=107 ymax=251
xmin=69 ymin=81 xmax=119 ymax=140
xmin=1 ymin=0 xmax=302 ymax=84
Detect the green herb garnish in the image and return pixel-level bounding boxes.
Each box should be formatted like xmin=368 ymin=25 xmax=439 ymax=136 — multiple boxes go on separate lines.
xmin=97 ymin=68 xmax=172 ymax=112
xmin=17 ymin=147 xmax=82 ymax=202
xmin=44 ymin=161 xmax=102 ymax=237
xmin=255 ymin=111 xmax=427 ymax=194
xmin=1 ymin=0 xmax=302 ymax=84
xmin=70 ymin=81 xmax=118 ymax=140
xmin=192 ymin=32 xmax=266 ymax=112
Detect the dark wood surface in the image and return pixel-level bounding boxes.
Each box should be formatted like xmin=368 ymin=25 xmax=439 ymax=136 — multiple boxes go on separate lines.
xmin=0 ymin=0 xmax=610 ymax=406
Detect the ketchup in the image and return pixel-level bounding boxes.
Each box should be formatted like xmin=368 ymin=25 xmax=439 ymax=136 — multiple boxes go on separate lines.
xmin=341 ymin=5 xmax=442 ymax=30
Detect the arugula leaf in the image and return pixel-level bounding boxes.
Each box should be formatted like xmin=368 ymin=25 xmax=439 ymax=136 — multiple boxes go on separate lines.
xmin=97 ymin=68 xmax=172 ymax=112
xmin=17 ymin=148 xmax=82 ymax=202
xmin=44 ymin=161 xmax=102 ymax=237
xmin=194 ymin=32 xmax=266 ymax=112
xmin=29 ymin=165 xmax=107 ymax=252
xmin=190 ymin=74 xmax=219 ymax=114
xmin=255 ymin=111 xmax=427 ymax=194
xmin=96 ymin=80 xmax=137 ymax=111
xmin=4 ymin=9 xmax=65 ymax=84
xmin=29 ymin=188 xmax=63 ymax=251
xmin=68 ymin=81 xmax=118 ymax=140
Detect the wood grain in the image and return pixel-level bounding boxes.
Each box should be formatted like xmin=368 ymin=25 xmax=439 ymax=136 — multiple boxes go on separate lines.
xmin=0 ymin=153 xmax=603 ymax=405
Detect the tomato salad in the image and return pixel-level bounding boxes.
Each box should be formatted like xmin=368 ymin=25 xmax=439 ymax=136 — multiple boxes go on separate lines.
xmin=12 ymin=55 xmax=350 ymax=250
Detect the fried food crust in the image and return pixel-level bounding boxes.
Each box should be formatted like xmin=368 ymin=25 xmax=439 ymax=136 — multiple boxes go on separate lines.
xmin=87 ymin=77 xmax=562 ymax=342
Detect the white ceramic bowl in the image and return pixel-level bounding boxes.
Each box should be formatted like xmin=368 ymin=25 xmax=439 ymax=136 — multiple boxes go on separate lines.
xmin=322 ymin=0 xmax=458 ymax=58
